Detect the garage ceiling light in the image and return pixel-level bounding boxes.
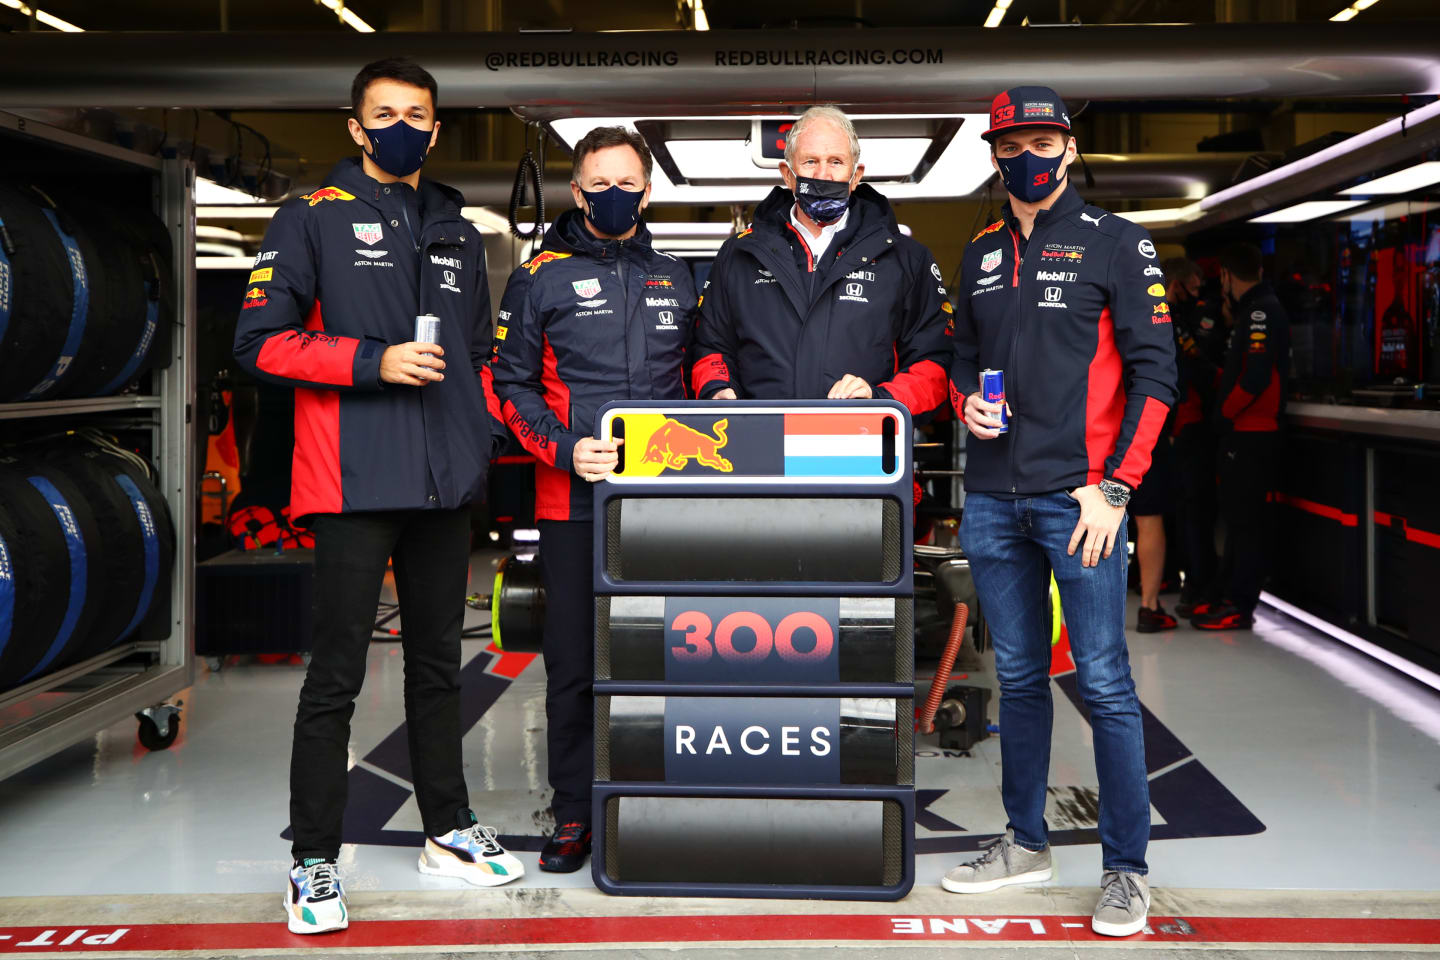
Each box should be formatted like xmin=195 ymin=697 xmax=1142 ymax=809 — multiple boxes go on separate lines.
xmin=983 ymin=0 xmax=1013 ymax=28
xmin=1248 ymin=199 xmax=1367 ymax=223
xmin=1339 ymin=160 xmax=1440 ymax=196
xmin=317 ymin=0 xmax=374 ymax=33
xmin=0 ymin=0 xmax=82 ymax=31
xmin=548 ymin=114 xmax=994 ymax=202
xmin=666 ymin=137 xmax=933 ymax=181
xmin=1331 ymin=0 xmax=1380 ymax=21
xmin=1331 ymin=199 xmax=1440 ymax=222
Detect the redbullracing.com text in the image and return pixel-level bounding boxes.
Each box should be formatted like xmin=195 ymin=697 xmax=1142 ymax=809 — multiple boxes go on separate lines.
xmin=715 ymin=48 xmax=943 ymax=67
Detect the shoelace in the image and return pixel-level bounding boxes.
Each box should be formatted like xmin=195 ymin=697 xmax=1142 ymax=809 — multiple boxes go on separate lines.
xmin=300 ymin=860 xmax=339 ymax=899
xmin=553 ymin=821 xmax=588 ymax=846
xmin=1097 ymin=871 xmax=1142 ymax=912
xmin=962 ymin=834 xmax=1008 ymax=869
xmin=458 ymin=823 xmax=504 ymax=856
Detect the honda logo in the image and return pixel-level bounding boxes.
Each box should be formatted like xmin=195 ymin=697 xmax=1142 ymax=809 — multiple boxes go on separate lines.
xmin=444 ymin=270 xmax=457 ymax=285
xmin=846 ymin=282 xmax=863 ymax=297
xmin=1044 ymin=286 xmax=1063 ymax=302
xmin=658 ymin=311 xmax=675 ymax=325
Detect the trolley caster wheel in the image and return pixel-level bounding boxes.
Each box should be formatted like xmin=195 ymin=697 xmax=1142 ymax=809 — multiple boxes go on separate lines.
xmin=205 ymin=656 xmax=224 ymax=673
xmin=136 ymin=703 xmax=182 ymax=751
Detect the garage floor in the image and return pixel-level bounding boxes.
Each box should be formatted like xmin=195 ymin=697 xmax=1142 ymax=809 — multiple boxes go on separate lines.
xmin=1 ymin=552 xmax=1438 ymax=957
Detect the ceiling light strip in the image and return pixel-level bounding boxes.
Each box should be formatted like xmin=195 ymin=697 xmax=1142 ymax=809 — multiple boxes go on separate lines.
xmin=1330 ymin=0 xmax=1381 ymax=21
xmin=983 ymin=0 xmax=1013 ymax=28
xmin=0 ymin=0 xmax=82 ymax=30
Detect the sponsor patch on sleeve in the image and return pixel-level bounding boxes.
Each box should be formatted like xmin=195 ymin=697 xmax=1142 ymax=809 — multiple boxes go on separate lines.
xmin=249 ymin=268 xmax=273 ymax=283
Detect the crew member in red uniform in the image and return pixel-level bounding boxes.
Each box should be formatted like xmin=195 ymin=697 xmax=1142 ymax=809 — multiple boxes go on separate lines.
xmin=1191 ymin=242 xmax=1289 ymax=630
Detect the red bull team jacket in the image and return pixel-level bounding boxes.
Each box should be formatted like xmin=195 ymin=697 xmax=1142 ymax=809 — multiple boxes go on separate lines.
xmin=487 ymin=209 xmax=694 ymax=522
xmin=690 ymin=184 xmax=952 ymax=419
xmin=233 ymin=157 xmax=496 ymax=522
xmin=1215 ymin=282 xmax=1289 ymax=433
xmin=950 ymin=185 xmax=1178 ymax=495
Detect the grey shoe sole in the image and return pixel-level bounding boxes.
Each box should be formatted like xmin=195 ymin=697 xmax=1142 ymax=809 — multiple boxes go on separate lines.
xmin=1091 ymin=910 xmax=1148 ymax=937
xmin=940 ymin=865 xmax=1052 ymax=894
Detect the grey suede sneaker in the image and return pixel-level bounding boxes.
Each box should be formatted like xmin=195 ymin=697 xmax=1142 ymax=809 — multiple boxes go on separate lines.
xmin=1091 ymin=870 xmax=1150 ymax=937
xmin=940 ymin=829 xmax=1052 ymax=894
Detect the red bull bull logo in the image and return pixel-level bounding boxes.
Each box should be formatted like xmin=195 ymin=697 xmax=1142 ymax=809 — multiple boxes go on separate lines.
xmin=300 ymin=186 xmax=356 ymax=206
xmin=523 ymin=250 xmax=573 ymax=274
xmin=642 ymin=418 xmax=733 ymax=472
xmin=241 ymin=286 xmax=268 ymax=310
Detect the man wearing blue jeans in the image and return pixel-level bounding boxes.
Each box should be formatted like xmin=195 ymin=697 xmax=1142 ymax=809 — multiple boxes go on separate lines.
xmin=942 ymin=86 xmax=1177 ymax=937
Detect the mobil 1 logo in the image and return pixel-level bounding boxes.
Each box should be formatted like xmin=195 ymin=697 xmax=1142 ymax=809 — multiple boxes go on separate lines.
xmin=664 ymin=596 xmax=840 ymax=682
xmin=664 ymin=696 xmax=840 ymax=784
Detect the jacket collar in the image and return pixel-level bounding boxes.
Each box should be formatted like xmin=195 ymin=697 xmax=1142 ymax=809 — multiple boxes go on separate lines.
xmin=1002 ymin=180 xmax=1084 ymax=236
xmin=539 ymin=207 xmax=656 ymax=260
xmin=751 ymin=182 xmax=900 ymax=242
xmin=322 ymin=156 xmax=466 ymax=223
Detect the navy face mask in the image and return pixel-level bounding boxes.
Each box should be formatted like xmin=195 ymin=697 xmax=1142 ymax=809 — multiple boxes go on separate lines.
xmin=581 ymin=184 xmax=646 ymax=237
xmin=792 ymin=175 xmax=852 ymax=224
xmin=995 ymin=148 xmax=1067 ymax=204
xmin=361 ymin=119 xmax=433 ymax=178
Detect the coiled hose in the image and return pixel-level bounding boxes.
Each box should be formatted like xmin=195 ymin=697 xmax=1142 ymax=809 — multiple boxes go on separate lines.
xmin=920 ymin=602 xmax=969 ymax=735
xmin=509 ymin=124 xmax=546 ymax=243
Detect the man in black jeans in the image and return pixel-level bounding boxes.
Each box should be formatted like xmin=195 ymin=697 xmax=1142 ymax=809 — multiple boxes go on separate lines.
xmin=489 ymin=126 xmax=695 ymax=873
xmin=234 ymin=58 xmax=520 ymax=935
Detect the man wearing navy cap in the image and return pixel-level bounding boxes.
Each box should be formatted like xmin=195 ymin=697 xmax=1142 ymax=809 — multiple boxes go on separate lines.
xmin=943 ymin=85 xmax=1177 ymax=938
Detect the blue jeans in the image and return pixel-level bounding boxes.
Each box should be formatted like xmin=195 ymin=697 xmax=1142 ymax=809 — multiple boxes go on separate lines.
xmin=959 ymin=491 xmax=1149 ymax=874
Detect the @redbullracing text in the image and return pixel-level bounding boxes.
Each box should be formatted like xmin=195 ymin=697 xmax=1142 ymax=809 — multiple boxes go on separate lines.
xmin=486 ymin=49 xmax=679 ymax=70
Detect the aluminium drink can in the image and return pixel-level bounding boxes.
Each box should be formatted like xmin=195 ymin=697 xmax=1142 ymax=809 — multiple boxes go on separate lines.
xmin=414 ymin=314 xmax=441 ymax=356
xmin=980 ymin=368 xmax=1008 ymax=434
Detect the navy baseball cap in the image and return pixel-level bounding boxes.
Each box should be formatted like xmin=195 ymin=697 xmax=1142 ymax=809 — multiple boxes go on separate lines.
xmin=982 ymin=85 xmax=1072 ymax=141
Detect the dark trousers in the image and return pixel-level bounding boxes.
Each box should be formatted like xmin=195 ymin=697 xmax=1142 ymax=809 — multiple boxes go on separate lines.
xmin=1174 ymin=423 xmax=1218 ymax=599
xmin=536 ymin=519 xmax=596 ymax=825
xmin=290 ymin=507 xmax=471 ymax=859
xmin=1217 ymin=432 xmax=1278 ymax=615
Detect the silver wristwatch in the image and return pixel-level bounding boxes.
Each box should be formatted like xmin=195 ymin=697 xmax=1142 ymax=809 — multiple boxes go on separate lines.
xmin=1098 ymin=479 xmax=1131 ymax=508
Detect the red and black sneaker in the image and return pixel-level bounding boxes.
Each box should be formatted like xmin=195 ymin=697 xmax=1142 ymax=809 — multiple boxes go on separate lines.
xmin=1185 ymin=601 xmax=1216 ymax=619
xmin=1136 ymin=604 xmax=1178 ymax=633
xmin=539 ymin=821 xmax=592 ymax=874
xmin=1190 ymin=604 xmax=1254 ymax=631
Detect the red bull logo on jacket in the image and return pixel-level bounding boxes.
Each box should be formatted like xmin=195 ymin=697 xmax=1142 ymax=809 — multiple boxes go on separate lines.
xmin=300 ymin=186 xmax=356 ymax=207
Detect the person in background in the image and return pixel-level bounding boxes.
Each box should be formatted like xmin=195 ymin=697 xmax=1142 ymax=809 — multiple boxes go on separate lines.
xmin=1163 ymin=257 xmax=1222 ymax=618
xmin=1191 ymin=241 xmax=1289 ymax=631
xmin=233 ymin=57 xmax=520 ymax=936
xmin=488 ymin=125 xmax=696 ymax=874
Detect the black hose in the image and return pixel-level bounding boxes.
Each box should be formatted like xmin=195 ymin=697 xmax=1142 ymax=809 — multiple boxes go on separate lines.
xmin=509 ymin=124 xmax=546 ymax=243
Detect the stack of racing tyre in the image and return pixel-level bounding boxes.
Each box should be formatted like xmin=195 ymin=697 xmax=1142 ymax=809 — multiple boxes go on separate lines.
xmin=0 ymin=437 xmax=175 ymax=691
xmin=0 ymin=178 xmax=173 ymax=402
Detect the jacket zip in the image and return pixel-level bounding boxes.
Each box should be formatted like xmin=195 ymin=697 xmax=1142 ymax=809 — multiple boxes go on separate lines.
xmin=615 ymin=241 xmax=634 ymax=399
xmin=1006 ymin=226 xmax=1025 ymax=494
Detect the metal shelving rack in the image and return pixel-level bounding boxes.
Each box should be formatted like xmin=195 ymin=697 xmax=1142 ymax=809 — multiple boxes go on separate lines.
xmin=0 ymin=110 xmax=195 ymax=781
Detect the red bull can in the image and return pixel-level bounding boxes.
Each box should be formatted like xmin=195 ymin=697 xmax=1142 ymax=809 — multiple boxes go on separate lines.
xmin=981 ymin=368 xmax=1008 ymax=434
xmin=415 ymin=314 xmax=440 ymax=356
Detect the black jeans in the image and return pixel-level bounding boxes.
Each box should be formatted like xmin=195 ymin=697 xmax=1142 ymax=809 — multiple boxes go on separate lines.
xmin=1175 ymin=423 xmax=1218 ymax=600
xmin=290 ymin=507 xmax=471 ymax=860
xmin=1217 ymin=431 xmax=1279 ymax=615
xmin=536 ymin=519 xmax=596 ymax=825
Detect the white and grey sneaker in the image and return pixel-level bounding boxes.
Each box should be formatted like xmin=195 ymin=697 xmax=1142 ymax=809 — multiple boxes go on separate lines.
xmin=1091 ymin=870 xmax=1150 ymax=937
xmin=940 ymin=829 xmax=1053 ymax=894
